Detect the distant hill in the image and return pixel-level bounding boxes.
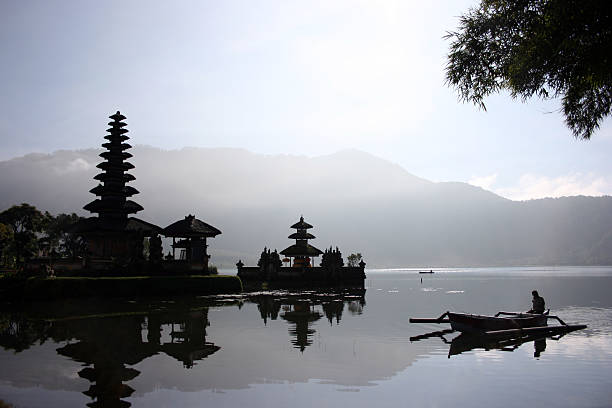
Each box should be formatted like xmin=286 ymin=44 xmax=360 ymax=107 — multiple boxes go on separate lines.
xmin=1 ymin=146 xmax=611 ymax=267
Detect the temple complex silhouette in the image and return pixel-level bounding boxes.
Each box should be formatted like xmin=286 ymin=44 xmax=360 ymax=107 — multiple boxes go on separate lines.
xmin=51 ymin=110 xmax=365 ymax=287
xmin=237 ymin=216 xmax=366 ymax=287
xmin=65 ymin=111 xmax=222 ymax=274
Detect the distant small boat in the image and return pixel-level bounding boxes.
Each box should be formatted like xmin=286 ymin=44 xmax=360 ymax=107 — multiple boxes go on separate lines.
xmin=419 ymin=270 xmax=434 ymax=274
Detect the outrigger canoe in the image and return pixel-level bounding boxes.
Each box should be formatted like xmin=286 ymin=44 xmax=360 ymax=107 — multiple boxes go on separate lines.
xmin=447 ymin=311 xmax=548 ymax=333
xmin=410 ymin=310 xmax=585 ymax=336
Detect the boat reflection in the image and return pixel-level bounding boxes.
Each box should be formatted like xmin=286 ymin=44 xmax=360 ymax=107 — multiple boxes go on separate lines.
xmin=411 ymin=329 xmax=569 ymax=359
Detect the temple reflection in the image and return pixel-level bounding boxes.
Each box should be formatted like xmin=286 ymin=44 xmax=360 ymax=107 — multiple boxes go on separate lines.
xmin=282 ymin=302 xmax=322 ymax=352
xmin=0 ymin=306 xmax=219 ymax=408
xmin=0 ymin=290 xmax=366 ymax=406
xmin=248 ymin=291 xmax=366 ymax=352
xmin=322 ymin=300 xmax=344 ymax=325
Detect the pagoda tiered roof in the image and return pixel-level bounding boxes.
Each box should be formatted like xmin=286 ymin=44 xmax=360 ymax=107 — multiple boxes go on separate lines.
xmin=288 ymin=231 xmax=316 ymax=240
xmin=83 ymin=199 xmax=143 ymax=214
xmin=89 ymin=185 xmax=139 ymax=197
xmin=281 ymin=216 xmax=322 ymax=258
xmin=84 ymin=111 xmax=143 ymax=224
xmin=93 ymin=172 xmax=136 ymax=183
xmin=290 ymin=217 xmax=313 ymax=229
xmin=280 ymin=243 xmax=323 ymax=257
xmin=96 ymin=161 xmax=135 ymax=171
xmin=99 ymin=151 xmax=133 ymax=160
xmin=68 ymin=216 xmax=162 ymax=234
xmin=102 ymin=142 xmax=132 ymax=150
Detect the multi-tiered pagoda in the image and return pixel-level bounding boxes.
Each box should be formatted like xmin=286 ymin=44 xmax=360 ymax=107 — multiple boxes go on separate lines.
xmin=84 ymin=111 xmax=143 ymax=224
xmin=280 ymin=216 xmax=323 ymax=267
xmin=72 ymin=111 xmax=162 ymax=261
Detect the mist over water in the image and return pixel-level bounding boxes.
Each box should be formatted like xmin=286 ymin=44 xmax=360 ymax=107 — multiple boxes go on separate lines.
xmin=1 ymin=267 xmax=611 ymax=407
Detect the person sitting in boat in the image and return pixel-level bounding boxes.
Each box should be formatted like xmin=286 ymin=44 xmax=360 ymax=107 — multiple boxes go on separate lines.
xmin=527 ymin=290 xmax=546 ymax=314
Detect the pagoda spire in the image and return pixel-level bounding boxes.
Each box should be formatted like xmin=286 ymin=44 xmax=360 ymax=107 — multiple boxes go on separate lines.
xmin=84 ymin=111 xmax=143 ymax=225
xmin=280 ymin=216 xmax=323 ymax=267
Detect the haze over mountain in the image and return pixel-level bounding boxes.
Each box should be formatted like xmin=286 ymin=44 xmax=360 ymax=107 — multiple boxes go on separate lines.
xmin=1 ymin=147 xmax=611 ymax=268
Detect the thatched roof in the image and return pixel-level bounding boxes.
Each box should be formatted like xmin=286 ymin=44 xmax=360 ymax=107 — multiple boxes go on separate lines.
xmin=280 ymin=243 xmax=323 ymax=257
xmin=290 ymin=216 xmax=313 ymax=229
xmin=83 ymin=199 xmax=143 ymax=214
xmin=163 ymin=215 xmax=222 ymax=238
xmin=288 ymin=231 xmax=316 ymax=239
xmin=68 ymin=217 xmax=163 ymax=235
xmin=109 ymin=111 xmax=126 ymax=121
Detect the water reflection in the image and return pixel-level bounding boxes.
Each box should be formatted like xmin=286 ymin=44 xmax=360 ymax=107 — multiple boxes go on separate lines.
xmin=282 ymin=302 xmax=321 ymax=352
xmin=411 ymin=328 xmax=572 ymax=359
xmin=249 ymin=291 xmax=365 ymax=351
xmin=2 ymin=272 xmax=611 ymax=408
xmin=0 ymin=305 xmax=219 ymax=407
xmin=0 ymin=291 xmax=365 ymax=406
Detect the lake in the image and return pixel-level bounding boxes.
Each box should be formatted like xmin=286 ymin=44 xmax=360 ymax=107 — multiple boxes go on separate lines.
xmin=1 ymin=266 xmax=612 ymax=407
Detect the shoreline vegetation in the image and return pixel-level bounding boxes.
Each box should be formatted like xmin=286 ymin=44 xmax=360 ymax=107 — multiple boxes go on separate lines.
xmin=0 ymin=202 xmax=243 ymax=299
xmin=0 ymin=202 xmax=367 ymax=300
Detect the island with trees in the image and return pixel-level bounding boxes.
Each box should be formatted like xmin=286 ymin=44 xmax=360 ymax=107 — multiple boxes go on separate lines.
xmin=237 ymin=216 xmax=366 ymax=289
xmin=1 ymin=111 xmax=368 ymax=299
xmin=0 ymin=111 xmax=241 ymax=300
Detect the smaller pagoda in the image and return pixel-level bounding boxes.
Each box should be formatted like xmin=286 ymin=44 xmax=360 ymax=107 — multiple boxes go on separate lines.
xmin=237 ymin=215 xmax=365 ymax=287
xmin=280 ymin=216 xmax=323 ymax=268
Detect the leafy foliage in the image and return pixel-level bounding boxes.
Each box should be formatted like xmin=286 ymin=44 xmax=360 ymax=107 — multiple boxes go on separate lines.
xmin=445 ymin=0 xmax=612 ymax=139
xmin=0 ymin=223 xmax=14 ymax=267
xmin=0 ymin=205 xmax=87 ymax=266
xmin=347 ymin=253 xmax=363 ymax=267
xmin=43 ymin=212 xmax=87 ymax=259
xmin=0 ymin=203 xmax=45 ymax=265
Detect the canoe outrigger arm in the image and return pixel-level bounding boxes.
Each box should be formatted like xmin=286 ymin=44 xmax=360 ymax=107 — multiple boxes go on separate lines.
xmin=494 ymin=310 xmax=567 ymax=326
xmin=409 ymin=311 xmax=450 ymax=324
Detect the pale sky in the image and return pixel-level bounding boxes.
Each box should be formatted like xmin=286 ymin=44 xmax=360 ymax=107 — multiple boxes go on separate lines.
xmin=1 ymin=0 xmax=611 ymax=200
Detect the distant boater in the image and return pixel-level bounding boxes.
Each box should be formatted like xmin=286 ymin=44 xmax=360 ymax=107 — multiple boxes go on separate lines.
xmin=528 ymin=290 xmax=546 ymax=314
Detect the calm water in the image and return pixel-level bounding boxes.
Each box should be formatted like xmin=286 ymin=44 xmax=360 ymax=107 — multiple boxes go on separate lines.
xmin=1 ymin=267 xmax=612 ymax=408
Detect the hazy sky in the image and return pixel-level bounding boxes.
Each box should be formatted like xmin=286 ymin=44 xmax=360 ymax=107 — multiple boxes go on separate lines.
xmin=1 ymin=0 xmax=611 ymax=200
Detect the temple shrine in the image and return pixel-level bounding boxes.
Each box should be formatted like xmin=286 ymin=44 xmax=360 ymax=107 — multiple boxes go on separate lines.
xmin=237 ymin=216 xmax=366 ymax=288
xmin=163 ymin=215 xmax=222 ymax=272
xmin=280 ymin=216 xmax=323 ymax=267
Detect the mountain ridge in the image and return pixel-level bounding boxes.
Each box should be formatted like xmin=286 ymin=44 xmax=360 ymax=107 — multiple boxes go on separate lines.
xmin=1 ymin=146 xmax=610 ymax=267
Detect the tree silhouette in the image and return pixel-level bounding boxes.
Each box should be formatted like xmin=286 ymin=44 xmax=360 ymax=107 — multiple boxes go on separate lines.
xmin=445 ymin=0 xmax=611 ymax=139
xmin=0 ymin=203 xmax=44 ymax=265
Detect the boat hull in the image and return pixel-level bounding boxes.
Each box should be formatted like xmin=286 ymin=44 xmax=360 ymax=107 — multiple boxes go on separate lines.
xmin=448 ymin=312 xmax=548 ymax=333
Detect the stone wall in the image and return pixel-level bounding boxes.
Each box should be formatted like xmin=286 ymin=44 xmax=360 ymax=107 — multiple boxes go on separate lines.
xmin=237 ymin=262 xmax=366 ymax=285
